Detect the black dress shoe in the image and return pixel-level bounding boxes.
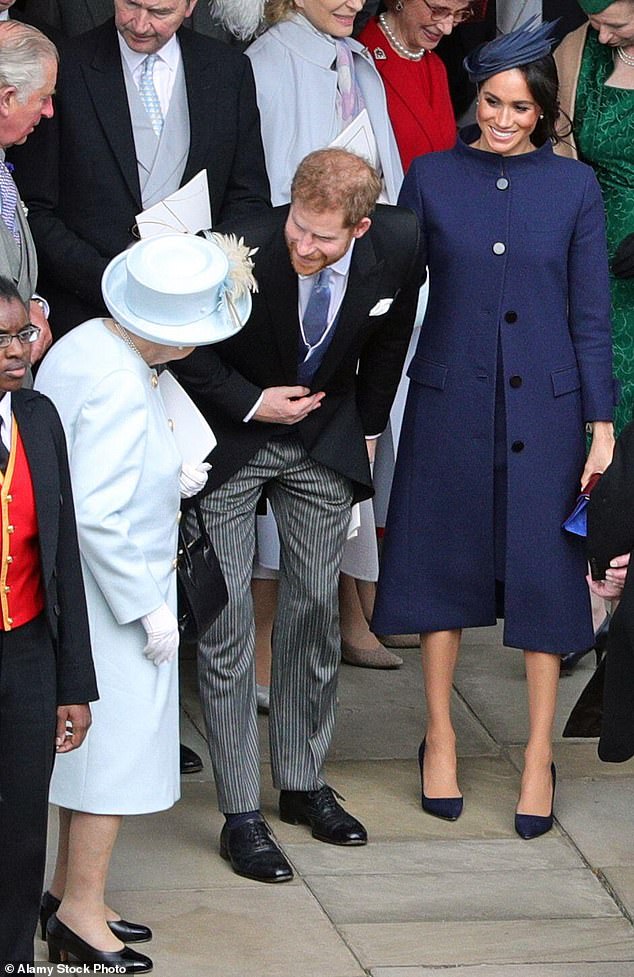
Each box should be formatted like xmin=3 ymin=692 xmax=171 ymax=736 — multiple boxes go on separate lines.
xmin=279 ymin=785 xmax=367 ymax=845
xmin=219 ymin=818 xmax=293 ymax=883
xmin=47 ymin=915 xmax=152 ymax=973
xmin=40 ymin=891 xmax=152 ymax=944
xmin=180 ymin=743 xmax=203 ymax=774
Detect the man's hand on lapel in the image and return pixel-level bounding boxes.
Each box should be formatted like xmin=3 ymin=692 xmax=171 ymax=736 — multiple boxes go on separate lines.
xmin=254 ymin=385 xmax=325 ymax=424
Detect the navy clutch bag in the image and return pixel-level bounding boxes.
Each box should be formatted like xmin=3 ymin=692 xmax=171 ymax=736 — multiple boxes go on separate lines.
xmin=562 ymin=472 xmax=602 ymax=537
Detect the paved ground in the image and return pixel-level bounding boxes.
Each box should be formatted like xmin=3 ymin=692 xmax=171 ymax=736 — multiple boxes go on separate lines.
xmin=39 ymin=624 xmax=634 ymax=976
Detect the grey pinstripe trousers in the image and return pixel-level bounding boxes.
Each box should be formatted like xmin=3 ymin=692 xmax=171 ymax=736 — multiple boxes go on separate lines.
xmin=194 ymin=436 xmax=353 ymax=813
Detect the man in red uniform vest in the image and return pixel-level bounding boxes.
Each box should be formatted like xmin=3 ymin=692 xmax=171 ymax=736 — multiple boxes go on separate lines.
xmin=0 ymin=276 xmax=97 ymax=966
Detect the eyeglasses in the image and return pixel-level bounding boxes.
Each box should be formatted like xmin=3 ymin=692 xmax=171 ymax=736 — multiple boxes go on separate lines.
xmin=0 ymin=325 xmax=41 ymax=349
xmin=420 ymin=0 xmax=474 ymax=24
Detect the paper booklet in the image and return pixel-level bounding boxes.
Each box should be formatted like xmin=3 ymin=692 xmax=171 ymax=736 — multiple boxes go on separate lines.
xmin=329 ymin=109 xmax=389 ymax=203
xmin=158 ymin=369 xmax=216 ymax=465
xmin=135 ymin=170 xmax=212 ymax=239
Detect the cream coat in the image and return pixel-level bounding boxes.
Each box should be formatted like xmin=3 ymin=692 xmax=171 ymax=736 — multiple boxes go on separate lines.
xmin=36 ymin=320 xmax=182 ymax=814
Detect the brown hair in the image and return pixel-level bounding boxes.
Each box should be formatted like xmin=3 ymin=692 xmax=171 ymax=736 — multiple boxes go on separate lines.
xmin=291 ymin=149 xmax=382 ymax=227
xmin=263 ymin=0 xmax=296 ymax=26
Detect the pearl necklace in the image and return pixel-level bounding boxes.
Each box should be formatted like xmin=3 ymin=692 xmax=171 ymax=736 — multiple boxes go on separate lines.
xmin=616 ymin=45 xmax=634 ymax=67
xmin=378 ymin=14 xmax=426 ymax=62
xmin=113 ymin=319 xmax=145 ymax=360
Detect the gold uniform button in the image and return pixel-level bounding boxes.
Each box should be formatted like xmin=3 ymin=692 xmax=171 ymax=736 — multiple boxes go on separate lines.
xmin=6 ymin=555 xmax=12 ymax=563
xmin=4 ymin=586 xmax=9 ymax=593
xmin=6 ymin=494 xmax=11 ymax=502
xmin=7 ymin=617 xmax=13 ymax=625
xmin=7 ymin=525 xmax=14 ymax=533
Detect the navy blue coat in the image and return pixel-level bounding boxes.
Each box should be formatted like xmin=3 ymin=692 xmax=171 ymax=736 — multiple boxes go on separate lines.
xmin=373 ymin=133 xmax=616 ymax=653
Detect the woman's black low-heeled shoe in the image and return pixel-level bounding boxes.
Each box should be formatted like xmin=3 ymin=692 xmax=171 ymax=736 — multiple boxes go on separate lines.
xmin=40 ymin=890 xmax=152 ymax=943
xmin=418 ymin=738 xmax=463 ymax=821
xmin=515 ymin=763 xmax=556 ymax=840
xmin=47 ymin=914 xmax=153 ymax=973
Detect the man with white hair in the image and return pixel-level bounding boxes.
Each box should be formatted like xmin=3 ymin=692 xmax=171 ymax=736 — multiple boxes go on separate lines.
xmin=0 ymin=18 xmax=54 ymax=362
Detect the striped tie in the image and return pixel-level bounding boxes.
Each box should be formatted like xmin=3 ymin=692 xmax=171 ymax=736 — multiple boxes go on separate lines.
xmin=139 ymin=54 xmax=164 ymax=137
xmin=0 ymin=161 xmax=20 ymax=244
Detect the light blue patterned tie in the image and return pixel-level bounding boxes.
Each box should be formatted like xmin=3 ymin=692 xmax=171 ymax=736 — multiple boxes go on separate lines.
xmin=139 ymin=54 xmax=164 ymax=137
xmin=0 ymin=161 xmax=20 ymax=244
xmin=303 ymin=268 xmax=333 ymax=349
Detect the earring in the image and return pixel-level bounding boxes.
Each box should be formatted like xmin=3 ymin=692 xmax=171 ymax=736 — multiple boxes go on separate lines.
xmin=539 ymin=114 xmax=544 ymax=119
xmin=395 ymin=1 xmax=404 ymax=11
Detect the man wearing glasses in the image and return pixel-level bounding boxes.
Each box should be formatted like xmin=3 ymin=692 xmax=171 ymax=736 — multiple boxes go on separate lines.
xmin=0 ymin=275 xmax=97 ymax=966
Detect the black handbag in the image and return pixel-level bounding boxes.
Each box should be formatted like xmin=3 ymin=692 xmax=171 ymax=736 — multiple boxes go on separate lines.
xmin=177 ymin=497 xmax=228 ymax=642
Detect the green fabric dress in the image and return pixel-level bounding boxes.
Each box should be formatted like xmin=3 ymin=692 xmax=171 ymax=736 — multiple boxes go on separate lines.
xmin=575 ymin=30 xmax=634 ymax=435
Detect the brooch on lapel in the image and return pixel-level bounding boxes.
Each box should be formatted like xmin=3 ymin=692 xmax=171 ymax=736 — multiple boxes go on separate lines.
xmin=373 ymin=47 xmax=387 ymax=60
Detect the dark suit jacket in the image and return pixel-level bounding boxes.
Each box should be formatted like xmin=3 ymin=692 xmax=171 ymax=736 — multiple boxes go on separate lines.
xmin=437 ymin=0 xmax=588 ymax=118
xmin=173 ymin=204 xmax=421 ymax=503
xmin=11 ymin=388 xmax=97 ymax=705
xmin=14 ymin=19 xmax=270 ymax=334
xmin=16 ymin=0 xmax=242 ymax=44
xmin=587 ymin=422 xmax=634 ymax=763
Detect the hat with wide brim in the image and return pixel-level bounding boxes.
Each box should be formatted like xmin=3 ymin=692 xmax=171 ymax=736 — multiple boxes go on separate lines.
xmin=102 ymin=234 xmax=252 ymax=347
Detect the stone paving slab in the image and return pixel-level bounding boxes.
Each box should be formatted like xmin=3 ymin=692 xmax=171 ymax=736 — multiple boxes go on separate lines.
xmin=105 ymin=887 xmax=365 ymax=977
xmin=285 ymin=837 xmax=581 ymax=876
xmin=306 ymin=868 xmax=618 ymax=924
xmin=341 ymin=918 xmax=634 ymax=968
xmin=509 ymin=743 xmax=634 ymax=779
xmin=555 ymin=777 xmax=634 ymax=867
xmin=372 ymin=966 xmax=634 ymax=977
xmin=603 ymin=866 xmax=634 ymax=918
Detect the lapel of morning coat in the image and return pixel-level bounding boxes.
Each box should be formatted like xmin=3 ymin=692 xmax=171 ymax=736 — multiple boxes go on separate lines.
xmin=82 ymin=24 xmax=143 ymax=209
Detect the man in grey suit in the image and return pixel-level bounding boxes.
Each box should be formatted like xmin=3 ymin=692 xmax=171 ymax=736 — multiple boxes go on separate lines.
xmin=0 ymin=17 xmax=53 ymax=363
xmin=16 ymin=0 xmax=242 ymax=43
xmin=174 ymin=149 xmax=421 ymax=884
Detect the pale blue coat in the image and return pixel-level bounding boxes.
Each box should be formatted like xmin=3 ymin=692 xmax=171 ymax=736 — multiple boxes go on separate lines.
xmin=35 ymin=320 xmax=182 ymax=814
xmin=246 ymin=14 xmax=403 ymax=205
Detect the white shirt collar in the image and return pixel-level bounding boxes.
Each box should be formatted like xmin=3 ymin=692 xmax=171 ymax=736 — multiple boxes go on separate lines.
xmin=298 ymin=239 xmax=355 ymax=283
xmin=0 ymin=12 xmax=9 ymax=21
xmin=0 ymin=392 xmax=12 ymax=451
xmin=117 ymin=30 xmax=181 ymax=76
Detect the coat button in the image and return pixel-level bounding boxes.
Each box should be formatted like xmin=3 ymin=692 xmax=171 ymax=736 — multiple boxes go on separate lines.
xmin=509 ymin=375 xmax=522 ymax=388
xmin=504 ymin=311 xmax=518 ymax=323
xmin=496 ymin=177 xmax=509 ymax=190
xmin=492 ymin=242 xmax=506 ymax=255
xmin=511 ymin=440 xmax=525 ymax=452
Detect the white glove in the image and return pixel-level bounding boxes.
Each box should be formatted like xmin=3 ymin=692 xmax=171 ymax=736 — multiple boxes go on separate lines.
xmin=179 ymin=461 xmax=211 ymax=499
xmin=141 ymin=602 xmax=180 ymax=665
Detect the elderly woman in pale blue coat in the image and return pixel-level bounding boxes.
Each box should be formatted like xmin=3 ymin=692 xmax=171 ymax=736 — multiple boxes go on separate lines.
xmin=34 ymin=234 xmax=251 ymax=972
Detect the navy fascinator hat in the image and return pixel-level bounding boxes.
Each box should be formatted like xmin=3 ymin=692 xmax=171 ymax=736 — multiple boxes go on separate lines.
xmin=464 ymin=16 xmax=560 ymax=83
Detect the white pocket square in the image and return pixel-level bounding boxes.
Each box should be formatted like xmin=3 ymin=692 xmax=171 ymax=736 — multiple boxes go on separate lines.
xmin=369 ymin=298 xmax=394 ymax=316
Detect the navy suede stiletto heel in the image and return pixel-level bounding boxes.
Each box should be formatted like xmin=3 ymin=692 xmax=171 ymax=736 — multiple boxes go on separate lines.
xmin=418 ymin=738 xmax=463 ymax=821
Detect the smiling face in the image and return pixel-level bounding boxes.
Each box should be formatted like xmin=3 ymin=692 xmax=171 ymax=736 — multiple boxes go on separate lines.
xmin=0 ymin=298 xmax=32 ymax=392
xmin=476 ymin=68 xmax=541 ymax=157
xmin=115 ymin=0 xmax=197 ymax=54
xmin=285 ymin=201 xmax=370 ymax=276
xmin=588 ymin=0 xmax=634 ymax=47
xmin=393 ymin=0 xmax=472 ymax=51
xmin=294 ymin=0 xmax=363 ymax=37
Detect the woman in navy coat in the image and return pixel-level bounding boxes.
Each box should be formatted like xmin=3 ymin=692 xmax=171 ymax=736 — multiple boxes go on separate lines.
xmin=373 ymin=20 xmax=617 ymax=838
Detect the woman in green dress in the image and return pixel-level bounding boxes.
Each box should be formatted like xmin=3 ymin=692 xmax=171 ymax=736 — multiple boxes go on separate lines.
xmin=556 ymin=0 xmax=634 ymax=434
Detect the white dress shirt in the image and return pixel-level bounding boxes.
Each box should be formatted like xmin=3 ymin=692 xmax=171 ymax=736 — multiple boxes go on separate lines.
xmin=118 ymin=32 xmax=181 ymax=117
xmin=0 ymin=392 xmax=12 ymax=451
